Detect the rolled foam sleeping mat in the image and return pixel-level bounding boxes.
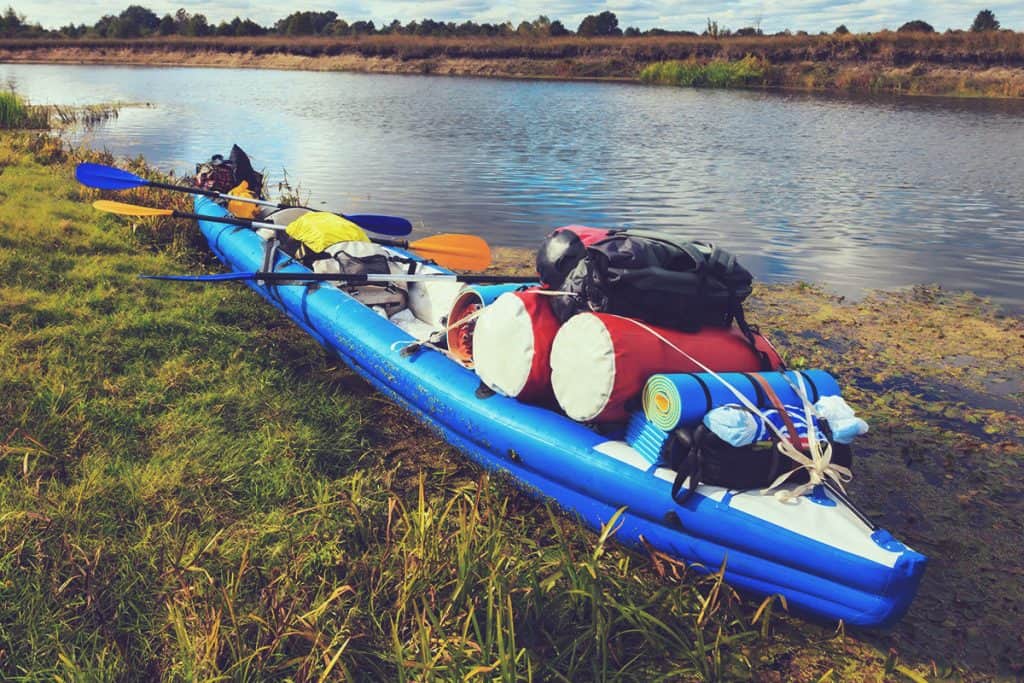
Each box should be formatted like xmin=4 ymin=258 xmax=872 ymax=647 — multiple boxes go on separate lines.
xmin=447 ymin=283 xmax=533 ymax=366
xmin=550 ymin=312 xmax=784 ymax=423
xmin=642 ymin=369 xmax=842 ymax=432
xmin=625 ymin=411 xmax=672 ymax=465
xmin=473 ymin=291 xmax=560 ymax=403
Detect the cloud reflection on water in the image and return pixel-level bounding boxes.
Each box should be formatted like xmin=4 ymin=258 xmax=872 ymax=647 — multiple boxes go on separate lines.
xmin=6 ymin=63 xmax=1023 ymax=311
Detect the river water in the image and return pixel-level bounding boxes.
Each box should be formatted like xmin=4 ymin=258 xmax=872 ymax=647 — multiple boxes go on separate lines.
xmin=5 ymin=63 xmax=1024 ymax=311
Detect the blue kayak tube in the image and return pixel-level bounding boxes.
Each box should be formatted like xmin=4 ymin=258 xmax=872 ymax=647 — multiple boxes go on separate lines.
xmin=194 ymin=197 xmax=926 ymax=627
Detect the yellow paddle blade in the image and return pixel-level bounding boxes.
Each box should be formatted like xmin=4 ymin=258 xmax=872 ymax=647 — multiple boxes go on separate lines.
xmin=93 ymin=200 xmax=174 ymax=217
xmin=408 ymin=234 xmax=491 ymax=271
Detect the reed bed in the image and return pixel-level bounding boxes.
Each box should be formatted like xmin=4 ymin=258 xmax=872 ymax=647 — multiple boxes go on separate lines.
xmin=0 ymin=91 xmax=49 ymax=129
xmin=44 ymin=103 xmax=123 ymax=127
xmin=0 ymin=95 xmax=131 ymax=130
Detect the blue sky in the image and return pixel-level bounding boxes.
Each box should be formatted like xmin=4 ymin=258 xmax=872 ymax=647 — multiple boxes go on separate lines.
xmin=18 ymin=2 xmax=1024 ymax=33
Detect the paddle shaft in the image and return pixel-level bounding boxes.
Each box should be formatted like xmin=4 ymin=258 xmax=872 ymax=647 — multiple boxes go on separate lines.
xmin=77 ymin=162 xmax=412 ymax=236
xmin=147 ymin=179 xmax=283 ymax=209
xmin=150 ymin=179 xmax=416 ymax=233
xmin=169 ymin=208 xmax=287 ymax=231
xmin=168 ymin=209 xmax=417 ymax=249
xmin=147 ymin=271 xmax=537 ymax=285
xmin=150 ymin=181 xmax=415 ymax=233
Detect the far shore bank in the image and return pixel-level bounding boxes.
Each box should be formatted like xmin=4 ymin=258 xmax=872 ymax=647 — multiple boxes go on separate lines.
xmin=3 ymin=33 xmax=1024 ymax=98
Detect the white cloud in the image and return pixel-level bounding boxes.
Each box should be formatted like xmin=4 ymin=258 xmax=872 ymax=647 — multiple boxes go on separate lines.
xmin=18 ymin=1 xmax=1024 ymax=33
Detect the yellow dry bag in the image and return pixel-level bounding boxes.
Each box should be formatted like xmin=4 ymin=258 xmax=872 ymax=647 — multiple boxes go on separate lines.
xmin=285 ymin=212 xmax=369 ymax=253
xmin=226 ymin=181 xmax=260 ymax=219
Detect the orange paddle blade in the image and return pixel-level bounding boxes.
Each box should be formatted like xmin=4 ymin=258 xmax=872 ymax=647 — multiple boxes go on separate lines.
xmin=93 ymin=200 xmax=174 ymax=217
xmin=408 ymin=234 xmax=491 ymax=271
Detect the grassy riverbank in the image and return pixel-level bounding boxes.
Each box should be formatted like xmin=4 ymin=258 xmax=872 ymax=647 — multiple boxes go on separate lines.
xmin=3 ymin=31 xmax=1024 ymax=97
xmin=1 ymin=131 xmax=1022 ymax=679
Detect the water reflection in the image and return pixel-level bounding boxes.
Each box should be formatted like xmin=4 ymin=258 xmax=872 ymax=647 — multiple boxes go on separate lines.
xmin=6 ymin=63 xmax=1024 ymax=311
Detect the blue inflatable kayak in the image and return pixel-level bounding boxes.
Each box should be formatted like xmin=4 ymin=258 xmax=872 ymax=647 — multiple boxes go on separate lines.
xmin=194 ymin=196 xmax=926 ymax=627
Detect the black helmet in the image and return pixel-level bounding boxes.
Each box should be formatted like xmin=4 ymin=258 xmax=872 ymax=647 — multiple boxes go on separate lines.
xmin=536 ymin=229 xmax=586 ymax=288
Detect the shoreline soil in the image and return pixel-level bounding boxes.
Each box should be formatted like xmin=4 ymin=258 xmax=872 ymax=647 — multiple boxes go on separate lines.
xmin=2 ymin=33 xmax=1024 ymax=98
xmin=1 ymin=132 xmax=1022 ymax=678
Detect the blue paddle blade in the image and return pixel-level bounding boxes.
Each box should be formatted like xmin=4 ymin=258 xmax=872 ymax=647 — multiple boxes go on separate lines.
xmin=142 ymin=272 xmax=254 ymax=282
xmin=345 ymin=214 xmax=413 ymax=237
xmin=76 ymin=163 xmax=148 ymax=190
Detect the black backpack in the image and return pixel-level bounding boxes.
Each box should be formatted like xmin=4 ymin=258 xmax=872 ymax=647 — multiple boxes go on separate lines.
xmin=194 ymin=144 xmax=264 ymax=196
xmin=549 ymin=230 xmax=753 ymax=330
xmin=545 ymin=230 xmax=770 ymax=367
xmin=544 ymin=229 xmax=773 ymax=369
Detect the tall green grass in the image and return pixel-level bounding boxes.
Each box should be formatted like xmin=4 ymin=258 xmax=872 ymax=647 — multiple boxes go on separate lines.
xmin=0 ymin=91 xmax=49 ymax=129
xmin=640 ymin=56 xmax=769 ymax=88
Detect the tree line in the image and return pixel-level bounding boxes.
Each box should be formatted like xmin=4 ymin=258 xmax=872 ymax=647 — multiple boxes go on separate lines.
xmin=0 ymin=5 xmax=1007 ymax=40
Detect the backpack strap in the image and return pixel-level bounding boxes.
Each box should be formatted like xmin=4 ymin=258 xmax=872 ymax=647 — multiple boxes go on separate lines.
xmin=669 ymin=428 xmax=701 ymax=503
xmin=748 ymin=373 xmax=801 ymax=445
xmin=735 ymin=307 xmax=779 ymax=371
xmin=706 ymin=245 xmax=736 ymax=275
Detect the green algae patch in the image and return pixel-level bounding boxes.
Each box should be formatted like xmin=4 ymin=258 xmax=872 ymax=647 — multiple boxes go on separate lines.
xmin=747 ymin=284 xmax=1024 ymax=676
xmin=2 ymin=133 xmax=1021 ymax=680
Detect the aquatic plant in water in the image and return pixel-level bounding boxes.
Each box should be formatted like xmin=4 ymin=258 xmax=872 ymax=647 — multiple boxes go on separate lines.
xmin=640 ymin=55 xmax=768 ymax=88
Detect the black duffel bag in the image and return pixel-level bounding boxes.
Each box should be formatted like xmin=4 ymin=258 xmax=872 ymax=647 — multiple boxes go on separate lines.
xmin=667 ymin=421 xmax=854 ymax=503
